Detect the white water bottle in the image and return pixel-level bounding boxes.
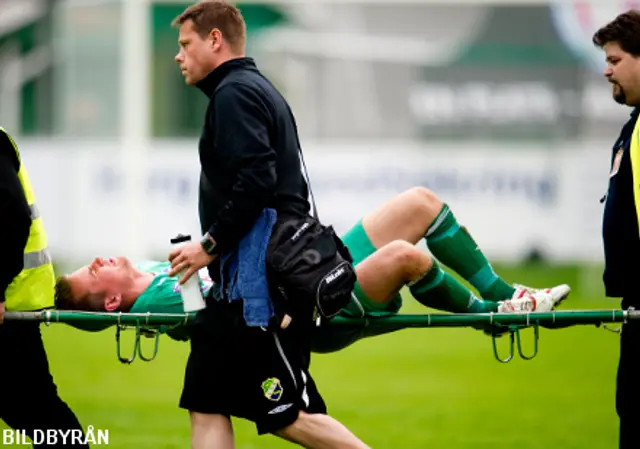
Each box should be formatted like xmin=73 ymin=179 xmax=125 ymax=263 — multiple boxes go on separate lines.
xmin=170 ymin=234 xmax=207 ymax=312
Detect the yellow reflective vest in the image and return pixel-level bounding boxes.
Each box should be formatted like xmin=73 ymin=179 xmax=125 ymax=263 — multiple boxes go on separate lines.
xmin=631 ymin=117 xmax=640 ymax=238
xmin=1 ymin=127 xmax=55 ymax=311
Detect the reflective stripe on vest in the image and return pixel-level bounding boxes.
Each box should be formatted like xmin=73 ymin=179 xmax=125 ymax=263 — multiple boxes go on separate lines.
xmin=24 ymin=249 xmax=52 ymax=269
xmin=1 ymin=127 xmax=56 ymax=311
xmin=30 ymin=204 xmax=40 ymax=220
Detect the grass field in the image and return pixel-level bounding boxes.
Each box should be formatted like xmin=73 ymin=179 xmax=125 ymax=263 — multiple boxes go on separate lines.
xmin=1 ymin=263 xmax=622 ymax=448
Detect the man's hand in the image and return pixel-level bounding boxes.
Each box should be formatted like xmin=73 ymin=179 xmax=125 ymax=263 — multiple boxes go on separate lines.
xmin=0 ymin=301 xmax=5 ymax=325
xmin=168 ymin=241 xmax=216 ymax=285
xmin=280 ymin=314 xmax=291 ymax=329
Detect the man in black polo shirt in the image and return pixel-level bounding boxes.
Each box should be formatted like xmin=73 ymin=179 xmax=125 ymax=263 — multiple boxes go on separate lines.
xmin=593 ymin=10 xmax=640 ymax=449
xmin=166 ymin=1 xmax=369 ymax=448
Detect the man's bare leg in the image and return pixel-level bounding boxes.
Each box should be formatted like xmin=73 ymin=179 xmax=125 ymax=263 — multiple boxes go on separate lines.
xmin=190 ymin=412 xmax=235 ymax=449
xmin=360 ymin=187 xmax=523 ymax=303
xmin=361 ymin=187 xmax=441 ymax=249
xmin=353 ymin=240 xmax=431 ymax=304
xmin=357 ymin=186 xmax=570 ymax=305
xmin=353 ymin=240 xmax=502 ymax=313
xmin=274 ymin=412 xmax=370 ymax=449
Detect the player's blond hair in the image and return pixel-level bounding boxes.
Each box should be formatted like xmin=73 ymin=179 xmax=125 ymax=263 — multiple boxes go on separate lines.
xmin=54 ymin=276 xmax=104 ymax=311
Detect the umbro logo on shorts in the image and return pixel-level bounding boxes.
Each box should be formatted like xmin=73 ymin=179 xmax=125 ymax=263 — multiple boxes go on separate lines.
xmin=268 ymin=403 xmax=294 ymax=415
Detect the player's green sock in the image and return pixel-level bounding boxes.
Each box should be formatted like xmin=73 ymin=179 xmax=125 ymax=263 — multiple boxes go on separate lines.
xmin=409 ymin=259 xmax=498 ymax=313
xmin=424 ymin=204 xmax=516 ymax=302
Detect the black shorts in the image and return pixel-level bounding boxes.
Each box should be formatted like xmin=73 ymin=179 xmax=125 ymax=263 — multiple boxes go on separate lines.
xmin=179 ymin=299 xmax=327 ymax=435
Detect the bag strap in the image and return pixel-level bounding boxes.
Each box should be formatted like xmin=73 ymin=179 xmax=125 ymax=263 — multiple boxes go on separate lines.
xmin=287 ymin=104 xmax=319 ymax=221
xmin=297 ymin=142 xmax=319 ymax=221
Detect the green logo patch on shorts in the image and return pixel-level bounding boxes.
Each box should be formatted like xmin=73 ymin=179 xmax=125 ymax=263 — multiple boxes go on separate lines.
xmin=261 ymin=377 xmax=283 ymax=401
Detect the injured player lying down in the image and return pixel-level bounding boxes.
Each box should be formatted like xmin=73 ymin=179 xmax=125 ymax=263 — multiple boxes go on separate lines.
xmin=54 ymin=187 xmax=571 ymax=349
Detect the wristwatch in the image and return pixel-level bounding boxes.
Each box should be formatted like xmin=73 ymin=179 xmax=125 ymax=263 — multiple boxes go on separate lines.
xmin=200 ymin=232 xmax=218 ymax=255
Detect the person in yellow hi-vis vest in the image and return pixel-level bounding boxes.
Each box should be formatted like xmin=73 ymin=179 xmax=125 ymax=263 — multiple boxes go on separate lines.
xmin=593 ymin=11 xmax=640 ymax=449
xmin=0 ymin=128 xmax=88 ymax=448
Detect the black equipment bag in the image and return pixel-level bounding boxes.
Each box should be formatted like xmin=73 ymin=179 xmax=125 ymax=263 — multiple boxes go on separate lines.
xmin=266 ymin=105 xmax=357 ymax=322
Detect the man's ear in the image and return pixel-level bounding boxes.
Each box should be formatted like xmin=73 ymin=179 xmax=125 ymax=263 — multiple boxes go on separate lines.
xmin=104 ymin=294 xmax=122 ymax=312
xmin=209 ymin=28 xmax=222 ymax=51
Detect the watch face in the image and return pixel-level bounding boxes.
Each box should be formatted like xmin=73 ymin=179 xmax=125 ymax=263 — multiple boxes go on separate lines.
xmin=202 ymin=237 xmax=215 ymax=254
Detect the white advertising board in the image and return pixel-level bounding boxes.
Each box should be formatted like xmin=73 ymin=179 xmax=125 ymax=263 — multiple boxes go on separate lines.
xmin=15 ymin=138 xmax=612 ymax=266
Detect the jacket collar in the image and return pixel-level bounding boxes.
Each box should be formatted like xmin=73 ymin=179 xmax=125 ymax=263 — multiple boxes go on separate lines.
xmin=196 ymin=57 xmax=257 ymax=98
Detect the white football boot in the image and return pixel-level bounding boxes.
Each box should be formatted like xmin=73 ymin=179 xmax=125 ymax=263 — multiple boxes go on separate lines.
xmin=511 ymin=283 xmax=571 ymax=307
xmin=497 ymin=288 xmax=563 ymax=314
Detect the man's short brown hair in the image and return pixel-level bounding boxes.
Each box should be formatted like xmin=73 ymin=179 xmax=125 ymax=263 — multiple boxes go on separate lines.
xmin=172 ymin=1 xmax=246 ymax=53
xmin=593 ymin=10 xmax=640 ymax=57
xmin=54 ymin=276 xmax=103 ymax=311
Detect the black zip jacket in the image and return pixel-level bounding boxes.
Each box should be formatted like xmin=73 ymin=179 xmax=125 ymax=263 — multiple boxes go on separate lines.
xmin=195 ymin=57 xmax=310 ymax=262
xmin=602 ymin=108 xmax=640 ymax=298
xmin=0 ymin=132 xmax=32 ymax=303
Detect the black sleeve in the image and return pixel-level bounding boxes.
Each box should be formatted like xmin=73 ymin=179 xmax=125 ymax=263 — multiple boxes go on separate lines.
xmin=205 ymin=83 xmax=277 ymax=254
xmin=0 ymin=135 xmax=32 ymax=303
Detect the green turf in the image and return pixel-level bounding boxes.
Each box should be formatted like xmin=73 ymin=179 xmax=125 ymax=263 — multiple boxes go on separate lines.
xmin=1 ymin=263 xmax=622 ymax=448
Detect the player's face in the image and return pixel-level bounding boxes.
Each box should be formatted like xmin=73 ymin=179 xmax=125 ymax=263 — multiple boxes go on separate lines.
xmin=68 ymin=257 xmax=135 ymax=307
xmin=603 ymin=42 xmax=640 ymax=107
xmin=175 ymin=19 xmax=217 ymax=85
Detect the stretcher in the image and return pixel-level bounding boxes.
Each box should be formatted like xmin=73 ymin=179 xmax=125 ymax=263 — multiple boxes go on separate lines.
xmin=4 ymin=308 xmax=636 ymax=364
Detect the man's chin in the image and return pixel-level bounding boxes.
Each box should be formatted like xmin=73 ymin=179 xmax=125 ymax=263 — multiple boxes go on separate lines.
xmin=614 ymin=93 xmax=627 ymax=105
xmin=183 ymin=74 xmax=200 ymax=86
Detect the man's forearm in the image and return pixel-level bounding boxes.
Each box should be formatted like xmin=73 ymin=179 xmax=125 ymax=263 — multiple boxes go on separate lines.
xmin=206 ymin=155 xmax=277 ymax=255
xmin=0 ymin=155 xmax=32 ymax=303
xmin=207 ymin=83 xmax=278 ymax=254
xmin=206 ymin=185 xmax=272 ymax=255
xmin=0 ymin=202 xmax=31 ymax=302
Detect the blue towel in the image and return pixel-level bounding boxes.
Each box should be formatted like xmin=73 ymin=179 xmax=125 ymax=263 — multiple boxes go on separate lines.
xmin=219 ymin=208 xmax=277 ymax=327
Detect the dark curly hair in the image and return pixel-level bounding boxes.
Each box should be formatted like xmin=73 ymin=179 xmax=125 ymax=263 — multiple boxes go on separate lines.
xmin=593 ymin=10 xmax=640 ymax=57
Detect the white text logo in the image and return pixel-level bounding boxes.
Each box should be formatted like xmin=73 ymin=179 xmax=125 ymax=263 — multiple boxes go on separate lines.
xmin=3 ymin=426 xmax=109 ymax=446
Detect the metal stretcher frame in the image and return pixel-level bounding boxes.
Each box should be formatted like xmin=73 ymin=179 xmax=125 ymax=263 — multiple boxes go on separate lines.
xmin=5 ymin=308 xmax=636 ymax=364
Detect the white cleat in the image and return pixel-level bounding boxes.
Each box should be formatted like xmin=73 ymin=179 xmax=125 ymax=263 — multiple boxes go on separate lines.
xmin=497 ymin=289 xmax=558 ymax=314
xmin=511 ymin=283 xmax=571 ymax=307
